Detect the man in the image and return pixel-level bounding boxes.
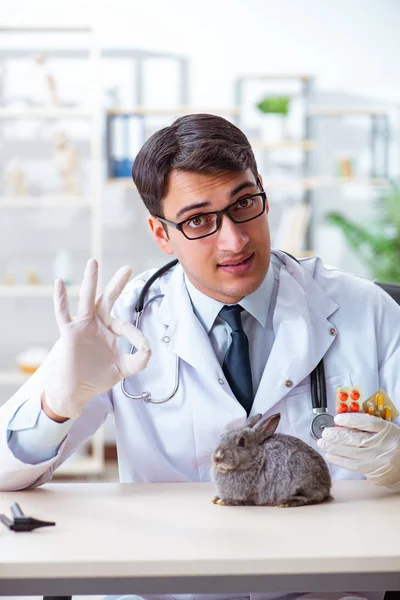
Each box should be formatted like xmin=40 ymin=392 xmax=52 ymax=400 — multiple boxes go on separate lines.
xmin=0 ymin=114 xmax=399 ymax=600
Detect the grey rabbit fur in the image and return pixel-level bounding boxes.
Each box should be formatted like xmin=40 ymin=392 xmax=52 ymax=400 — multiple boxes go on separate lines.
xmin=211 ymin=412 xmax=332 ymax=507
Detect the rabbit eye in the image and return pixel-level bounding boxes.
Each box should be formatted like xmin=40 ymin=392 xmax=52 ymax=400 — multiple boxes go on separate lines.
xmin=237 ymin=436 xmax=246 ymax=447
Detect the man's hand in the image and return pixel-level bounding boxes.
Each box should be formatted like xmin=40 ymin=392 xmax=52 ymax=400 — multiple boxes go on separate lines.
xmin=317 ymin=412 xmax=400 ymax=491
xmin=41 ymin=259 xmax=151 ymax=420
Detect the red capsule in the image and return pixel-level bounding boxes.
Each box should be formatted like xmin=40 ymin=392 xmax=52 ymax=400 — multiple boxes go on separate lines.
xmin=338 ymin=402 xmax=348 ymax=413
xmin=350 ymin=390 xmax=360 ymax=400
xmin=350 ymin=402 xmax=360 ymax=412
xmin=338 ymin=391 xmax=348 ymax=402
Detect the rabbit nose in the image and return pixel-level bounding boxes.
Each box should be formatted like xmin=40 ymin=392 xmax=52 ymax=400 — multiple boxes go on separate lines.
xmin=214 ymin=449 xmax=225 ymax=462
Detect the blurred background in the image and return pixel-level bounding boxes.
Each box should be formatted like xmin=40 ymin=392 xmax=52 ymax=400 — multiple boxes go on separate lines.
xmin=1 ymin=0 xmax=400 ymax=481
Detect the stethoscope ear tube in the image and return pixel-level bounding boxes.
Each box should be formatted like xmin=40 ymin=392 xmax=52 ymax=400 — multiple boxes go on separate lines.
xmin=122 ymin=258 xmax=180 ymax=403
xmin=136 ymin=258 xmax=179 ymax=313
xmin=311 ymin=359 xmax=327 ymax=410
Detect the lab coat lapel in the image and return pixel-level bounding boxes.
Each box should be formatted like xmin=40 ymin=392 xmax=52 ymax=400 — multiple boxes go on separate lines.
xmin=252 ymin=256 xmax=339 ymax=415
xmin=158 ymin=264 xmax=223 ymax=383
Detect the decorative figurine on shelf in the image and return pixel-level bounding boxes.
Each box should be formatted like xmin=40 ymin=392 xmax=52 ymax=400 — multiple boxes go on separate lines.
xmin=105 ymin=85 xmax=121 ymax=109
xmin=33 ymin=53 xmax=60 ymax=108
xmin=335 ymin=154 xmax=355 ymax=179
xmin=6 ymin=158 xmax=27 ymax=196
xmin=16 ymin=347 xmax=49 ymax=375
xmin=2 ymin=272 xmax=15 ymax=285
xmin=52 ymin=129 xmax=82 ymax=195
xmin=26 ymin=269 xmax=40 ymax=285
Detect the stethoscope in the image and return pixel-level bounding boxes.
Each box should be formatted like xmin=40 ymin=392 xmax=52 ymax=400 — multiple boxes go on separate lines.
xmin=120 ymin=254 xmax=335 ymax=439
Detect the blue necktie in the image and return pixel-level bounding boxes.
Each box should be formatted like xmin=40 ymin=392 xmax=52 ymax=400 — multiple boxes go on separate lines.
xmin=219 ymin=304 xmax=254 ymax=415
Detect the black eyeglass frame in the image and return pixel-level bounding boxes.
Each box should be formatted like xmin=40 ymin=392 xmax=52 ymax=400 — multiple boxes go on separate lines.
xmin=155 ymin=187 xmax=267 ymax=241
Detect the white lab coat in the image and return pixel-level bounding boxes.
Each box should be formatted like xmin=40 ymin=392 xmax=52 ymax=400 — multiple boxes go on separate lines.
xmin=0 ymin=249 xmax=398 ymax=600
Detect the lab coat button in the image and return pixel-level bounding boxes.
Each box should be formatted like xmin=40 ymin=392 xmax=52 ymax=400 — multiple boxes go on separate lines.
xmin=285 ymin=379 xmax=293 ymax=388
xmin=218 ymin=378 xmax=225 ymax=385
xmin=162 ymin=336 xmax=171 ymax=344
xmin=329 ymin=328 xmax=337 ymax=336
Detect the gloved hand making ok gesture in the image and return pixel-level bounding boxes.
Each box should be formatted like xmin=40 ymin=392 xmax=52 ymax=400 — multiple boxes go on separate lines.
xmin=40 ymin=259 xmax=151 ymax=420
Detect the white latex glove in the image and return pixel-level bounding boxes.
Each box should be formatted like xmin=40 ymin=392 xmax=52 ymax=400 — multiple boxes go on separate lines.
xmin=42 ymin=259 xmax=151 ymax=419
xmin=317 ymin=413 xmax=400 ymax=492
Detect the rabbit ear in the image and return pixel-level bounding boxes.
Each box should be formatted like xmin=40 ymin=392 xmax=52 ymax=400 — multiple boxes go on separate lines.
xmin=246 ymin=413 xmax=263 ymax=428
xmin=256 ymin=413 xmax=281 ymax=444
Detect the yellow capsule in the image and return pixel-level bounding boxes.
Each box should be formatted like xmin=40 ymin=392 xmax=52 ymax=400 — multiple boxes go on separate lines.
xmin=376 ymin=393 xmax=385 ymax=409
xmin=384 ymin=406 xmax=392 ymax=421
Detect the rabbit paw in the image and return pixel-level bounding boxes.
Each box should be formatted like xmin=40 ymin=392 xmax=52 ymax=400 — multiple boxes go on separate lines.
xmin=212 ymin=496 xmax=249 ymax=506
xmin=212 ymin=496 xmax=226 ymax=505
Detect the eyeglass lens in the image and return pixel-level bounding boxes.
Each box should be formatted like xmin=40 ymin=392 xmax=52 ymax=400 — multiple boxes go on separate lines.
xmin=182 ymin=195 xmax=264 ymax=239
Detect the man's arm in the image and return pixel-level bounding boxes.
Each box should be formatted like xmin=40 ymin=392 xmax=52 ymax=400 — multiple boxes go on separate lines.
xmin=0 ymin=375 xmax=112 ymax=491
xmin=7 ymin=393 xmax=74 ymax=465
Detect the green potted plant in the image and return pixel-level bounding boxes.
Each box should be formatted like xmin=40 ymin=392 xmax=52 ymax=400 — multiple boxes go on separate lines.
xmin=256 ymin=95 xmax=291 ymax=143
xmin=325 ymin=182 xmax=400 ymax=283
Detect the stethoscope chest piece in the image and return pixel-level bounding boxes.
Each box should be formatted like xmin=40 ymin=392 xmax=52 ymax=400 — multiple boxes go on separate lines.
xmin=309 ymin=411 xmax=335 ymax=440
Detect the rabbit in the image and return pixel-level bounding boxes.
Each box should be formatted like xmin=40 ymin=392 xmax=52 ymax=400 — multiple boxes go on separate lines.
xmin=211 ymin=412 xmax=332 ymax=507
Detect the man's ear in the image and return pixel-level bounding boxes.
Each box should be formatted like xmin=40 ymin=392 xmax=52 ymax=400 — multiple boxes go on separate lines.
xmin=148 ymin=216 xmax=174 ymax=256
xmin=257 ymin=173 xmax=269 ymax=215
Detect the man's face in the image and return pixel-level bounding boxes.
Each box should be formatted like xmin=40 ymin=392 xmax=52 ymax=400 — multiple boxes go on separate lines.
xmin=148 ymin=169 xmax=271 ymax=304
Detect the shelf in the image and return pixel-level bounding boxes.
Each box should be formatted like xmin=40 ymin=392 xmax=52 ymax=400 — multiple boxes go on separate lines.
xmin=0 ymin=48 xmax=186 ymax=60
xmin=237 ymin=74 xmax=312 ymax=81
xmin=311 ymin=176 xmax=390 ymax=189
xmin=308 ymin=106 xmax=389 ymax=117
xmin=0 ymin=370 xmax=29 ymax=386
xmin=0 ymin=25 xmax=92 ymax=32
xmin=107 ymin=176 xmax=390 ymax=191
xmin=107 ymin=106 xmax=240 ymax=117
xmin=0 ymin=108 xmax=93 ymax=120
xmin=267 ymin=176 xmax=389 ymax=190
xmin=0 ymin=196 xmax=92 ymax=209
xmin=251 ymin=139 xmax=316 ymax=151
xmin=53 ymin=455 xmax=105 ymax=478
xmin=107 ymin=178 xmax=135 ymax=187
xmin=0 ymin=284 xmax=81 ymax=298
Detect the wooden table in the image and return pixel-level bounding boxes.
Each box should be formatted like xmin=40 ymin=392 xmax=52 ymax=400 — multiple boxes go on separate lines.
xmin=0 ymin=481 xmax=399 ymax=596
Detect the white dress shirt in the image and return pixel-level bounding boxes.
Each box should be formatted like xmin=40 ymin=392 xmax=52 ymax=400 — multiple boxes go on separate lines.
xmin=6 ymin=255 xmax=280 ymax=464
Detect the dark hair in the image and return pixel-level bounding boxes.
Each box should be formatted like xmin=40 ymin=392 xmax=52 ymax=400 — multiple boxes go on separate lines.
xmin=131 ymin=113 xmax=258 ymax=217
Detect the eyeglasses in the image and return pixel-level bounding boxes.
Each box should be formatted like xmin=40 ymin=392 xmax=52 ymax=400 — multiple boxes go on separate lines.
xmin=156 ymin=190 xmax=267 ymax=240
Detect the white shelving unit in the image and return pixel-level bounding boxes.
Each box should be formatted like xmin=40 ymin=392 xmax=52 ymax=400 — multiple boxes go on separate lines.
xmin=234 ymin=75 xmax=393 ymax=252
xmin=306 ymin=105 xmax=391 ymax=181
xmin=0 ymin=195 xmax=93 ymax=208
xmin=106 ymin=106 xmax=240 ymax=117
xmin=105 ymin=105 xmax=241 ymax=184
xmin=0 ymin=24 xmax=105 ymax=478
xmin=0 ymin=284 xmax=81 ymax=298
xmin=307 ymin=105 xmax=390 ymax=117
xmin=0 ymin=108 xmax=93 ymax=119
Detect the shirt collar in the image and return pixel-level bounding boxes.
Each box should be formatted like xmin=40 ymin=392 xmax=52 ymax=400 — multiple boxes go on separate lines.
xmin=184 ymin=260 xmax=275 ymax=333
